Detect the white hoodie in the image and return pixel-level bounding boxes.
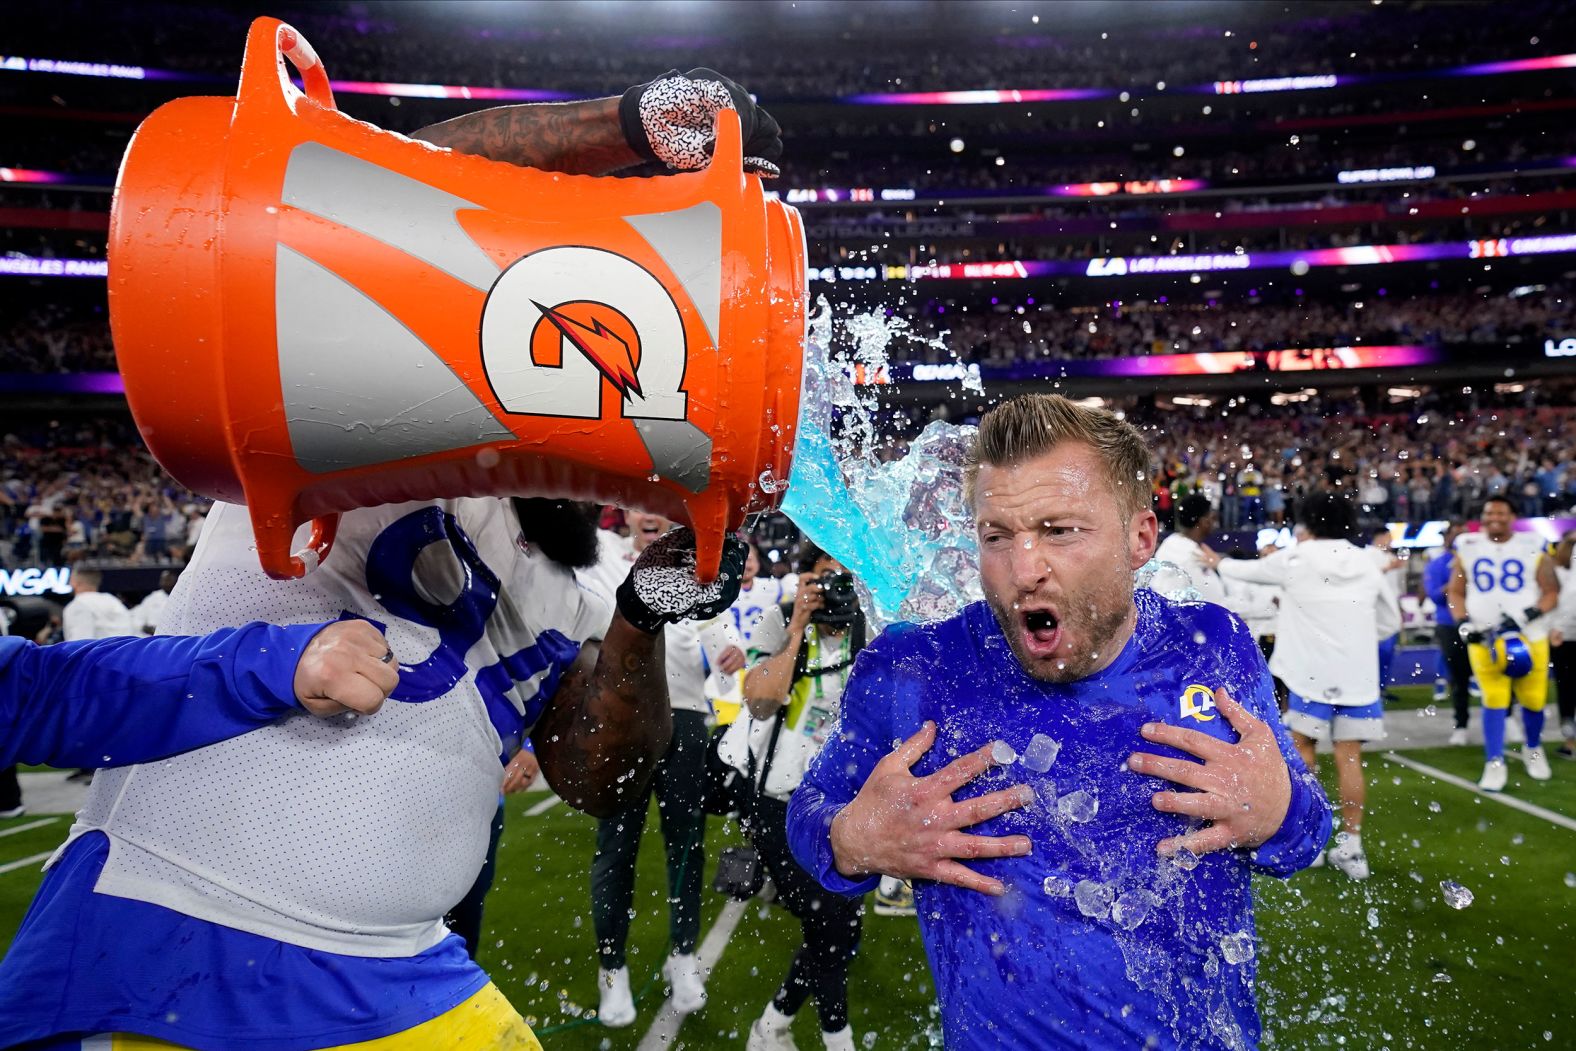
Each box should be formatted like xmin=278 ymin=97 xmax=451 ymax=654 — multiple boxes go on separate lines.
xmin=1217 ymin=538 xmax=1388 ymax=706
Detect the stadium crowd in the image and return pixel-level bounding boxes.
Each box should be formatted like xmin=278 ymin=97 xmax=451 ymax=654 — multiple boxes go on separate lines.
xmin=0 ymin=420 xmax=207 ymax=567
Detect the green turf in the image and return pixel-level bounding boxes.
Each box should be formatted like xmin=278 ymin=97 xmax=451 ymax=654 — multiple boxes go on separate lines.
xmin=2 ymin=754 xmax=1573 ymax=1049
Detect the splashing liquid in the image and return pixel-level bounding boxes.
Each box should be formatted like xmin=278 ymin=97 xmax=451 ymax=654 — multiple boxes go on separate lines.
xmin=781 ymin=298 xmax=1211 ymax=626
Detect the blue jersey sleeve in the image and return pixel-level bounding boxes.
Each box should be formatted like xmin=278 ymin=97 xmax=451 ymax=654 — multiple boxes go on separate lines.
xmin=785 ymin=631 xmax=907 ymax=897
xmin=1224 ymin=615 xmax=1334 ymax=876
xmin=0 ymin=622 xmax=328 ymax=770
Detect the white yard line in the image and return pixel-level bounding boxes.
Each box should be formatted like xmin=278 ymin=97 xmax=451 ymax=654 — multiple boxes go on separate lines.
xmin=1381 ymin=752 xmax=1576 ymax=832
xmin=0 ymin=850 xmax=54 ymax=876
xmin=635 ymin=897 xmax=750 ymax=1051
xmin=0 ymin=817 xmax=58 ymax=839
xmin=525 ymin=794 xmax=562 ymax=817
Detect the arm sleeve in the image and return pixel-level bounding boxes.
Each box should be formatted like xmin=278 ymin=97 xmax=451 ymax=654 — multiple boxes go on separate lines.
xmin=1228 ymin=618 xmax=1334 ymax=876
xmin=0 ymin=621 xmax=328 ymax=769
xmin=785 ymin=639 xmax=897 ymax=897
xmin=1215 ymin=548 xmax=1291 ymax=586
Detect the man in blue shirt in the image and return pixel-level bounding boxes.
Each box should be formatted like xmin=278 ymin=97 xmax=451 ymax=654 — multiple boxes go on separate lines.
xmin=1424 ymin=523 xmax=1473 ymax=744
xmin=787 ymin=394 xmax=1331 ymax=1051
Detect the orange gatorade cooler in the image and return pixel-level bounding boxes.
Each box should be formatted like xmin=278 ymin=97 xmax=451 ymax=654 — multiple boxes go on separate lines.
xmin=108 ymin=17 xmax=807 ymax=580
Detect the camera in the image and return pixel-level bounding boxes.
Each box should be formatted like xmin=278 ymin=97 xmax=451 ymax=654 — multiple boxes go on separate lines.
xmin=811 ymin=571 xmax=859 ymax=626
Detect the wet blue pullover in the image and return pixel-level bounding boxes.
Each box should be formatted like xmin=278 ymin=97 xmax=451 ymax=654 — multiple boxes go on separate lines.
xmin=0 ymin=623 xmax=327 ymax=770
xmin=1423 ymin=549 xmax=1457 ymax=627
xmin=787 ymin=590 xmax=1331 ymax=1050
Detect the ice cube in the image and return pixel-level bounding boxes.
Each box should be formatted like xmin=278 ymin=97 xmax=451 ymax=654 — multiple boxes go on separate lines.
xmin=1057 ymin=790 xmax=1099 ymax=823
xmin=1022 ymin=733 xmax=1061 ymax=773
xmin=1170 ymin=847 xmax=1202 ymax=871
xmin=1111 ymin=892 xmax=1151 ymax=930
xmin=990 ymin=740 xmax=1018 ymax=765
xmin=1440 ymin=880 xmax=1474 ymax=910
xmin=1219 ymin=931 xmax=1255 ymax=965
xmin=1042 ymin=874 xmax=1072 ymax=897
xmin=1073 ymin=880 xmax=1114 ymax=919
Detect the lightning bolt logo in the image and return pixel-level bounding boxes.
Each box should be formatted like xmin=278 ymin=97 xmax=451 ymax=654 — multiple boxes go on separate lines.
xmin=532 ymin=300 xmax=644 ymax=400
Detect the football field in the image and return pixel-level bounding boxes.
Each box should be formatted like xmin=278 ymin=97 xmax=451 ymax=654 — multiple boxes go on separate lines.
xmin=3 ymin=699 xmax=1573 ymax=1049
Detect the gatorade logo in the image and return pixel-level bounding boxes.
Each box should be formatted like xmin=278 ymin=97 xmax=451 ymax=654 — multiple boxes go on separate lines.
xmin=1180 ymin=684 xmax=1217 ymax=722
xmin=480 ymin=246 xmax=688 ymax=421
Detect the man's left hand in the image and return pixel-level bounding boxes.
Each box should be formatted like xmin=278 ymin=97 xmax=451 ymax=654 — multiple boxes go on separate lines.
xmin=620 ymin=69 xmax=783 ymax=176
xmin=1126 ymin=688 xmax=1291 ymax=857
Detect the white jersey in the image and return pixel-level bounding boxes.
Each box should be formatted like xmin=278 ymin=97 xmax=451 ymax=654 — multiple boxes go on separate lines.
xmin=1154 ymin=533 xmax=1226 ymax=606
xmin=728 ymin=574 xmax=800 ymax=653
xmin=1217 ymin=539 xmax=1387 ymax=706
xmin=129 ymin=588 xmax=170 ymax=635
xmin=1363 ymin=545 xmax=1405 ymax=639
xmin=575 ymin=529 xmax=708 ymax=715
xmin=61 ymin=498 xmax=610 ymax=958
xmin=1455 ymin=531 xmax=1550 ymax=629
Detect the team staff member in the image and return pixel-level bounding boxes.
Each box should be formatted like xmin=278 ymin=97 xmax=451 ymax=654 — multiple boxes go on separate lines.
xmin=788 ymin=395 xmax=1329 ymax=1051
xmin=1447 ymin=496 xmax=1560 ymax=790
xmin=1425 ymin=524 xmax=1475 ymax=745
xmin=1218 ymin=492 xmax=1390 ymax=881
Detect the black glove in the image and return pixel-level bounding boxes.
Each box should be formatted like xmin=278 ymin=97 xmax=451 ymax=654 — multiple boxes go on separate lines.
xmin=620 ymin=68 xmax=783 ymax=177
xmin=1522 ymin=605 xmax=1545 ymax=625
xmin=1497 ymin=614 xmax=1524 ymax=637
xmin=616 ymin=526 xmax=749 ymax=635
xmin=1458 ymin=622 xmax=1488 ymax=646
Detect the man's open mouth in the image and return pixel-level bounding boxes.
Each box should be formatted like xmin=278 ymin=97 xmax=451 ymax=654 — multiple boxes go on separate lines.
xmin=1022 ymin=608 xmax=1061 ymax=657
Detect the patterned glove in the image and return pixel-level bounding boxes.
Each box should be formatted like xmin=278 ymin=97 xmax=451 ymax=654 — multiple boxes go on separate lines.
xmin=616 ymin=526 xmax=749 ymax=635
xmin=620 ymin=68 xmax=783 ymax=177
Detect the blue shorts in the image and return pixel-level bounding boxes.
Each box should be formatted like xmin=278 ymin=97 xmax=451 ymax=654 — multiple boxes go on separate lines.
xmin=1285 ymin=692 xmax=1386 ymax=742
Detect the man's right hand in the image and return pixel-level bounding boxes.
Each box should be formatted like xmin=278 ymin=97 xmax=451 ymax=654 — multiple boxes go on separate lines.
xmin=786 ymin=572 xmax=825 ymax=634
xmin=1458 ymin=621 xmax=1488 ymax=646
xmin=620 ymin=68 xmax=783 ymax=176
xmin=829 ymin=721 xmax=1033 ymax=897
xmin=293 ymin=620 xmax=399 ymax=718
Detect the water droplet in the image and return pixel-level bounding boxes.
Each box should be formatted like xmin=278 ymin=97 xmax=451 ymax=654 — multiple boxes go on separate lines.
xmin=1440 ymin=880 xmax=1474 ymax=909
xmin=1427 ymin=800 xmax=1441 ymax=813
xmin=1366 ymin=907 xmax=1379 ymax=929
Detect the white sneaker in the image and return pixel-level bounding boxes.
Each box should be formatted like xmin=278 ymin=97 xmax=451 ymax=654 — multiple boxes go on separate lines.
xmin=1478 ymin=758 xmax=1508 ymax=793
xmin=1506 ymin=719 xmax=1525 ymax=745
xmin=1447 ymin=728 xmax=1470 ymax=747
xmin=748 ymin=1011 xmax=799 ymax=1051
xmin=597 ymin=966 xmax=636 ymax=1028
xmin=664 ymin=952 xmax=707 ymax=1015
xmin=1327 ymin=837 xmax=1370 ymax=881
xmin=822 ymin=1026 xmax=857 ymax=1051
xmin=0 ymin=805 xmax=24 ymax=820
xmin=1522 ymin=746 xmax=1553 ymax=782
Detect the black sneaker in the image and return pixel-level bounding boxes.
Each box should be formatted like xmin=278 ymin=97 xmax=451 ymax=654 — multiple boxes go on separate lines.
xmin=1557 ymin=742 xmax=1576 ymax=762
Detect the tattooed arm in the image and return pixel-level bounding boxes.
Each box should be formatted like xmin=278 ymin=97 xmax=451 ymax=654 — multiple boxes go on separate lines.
xmin=412 ymin=96 xmax=640 ymax=176
xmin=530 ymin=614 xmax=671 ymax=817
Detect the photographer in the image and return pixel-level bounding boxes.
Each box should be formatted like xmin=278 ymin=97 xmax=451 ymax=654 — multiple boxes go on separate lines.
xmin=727 ymin=544 xmax=865 ymax=1051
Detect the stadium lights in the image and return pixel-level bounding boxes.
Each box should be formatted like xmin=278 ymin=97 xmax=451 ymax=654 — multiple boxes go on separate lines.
xmin=5 ymin=47 xmax=1576 ymax=105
